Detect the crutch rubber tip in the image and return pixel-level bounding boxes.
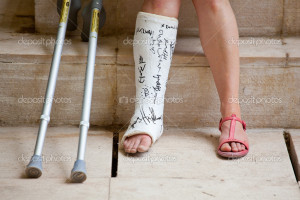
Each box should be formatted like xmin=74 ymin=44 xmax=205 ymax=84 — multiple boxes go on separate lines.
xmin=25 ymin=155 xmax=43 ymax=178
xmin=70 ymin=160 xmax=87 ymax=183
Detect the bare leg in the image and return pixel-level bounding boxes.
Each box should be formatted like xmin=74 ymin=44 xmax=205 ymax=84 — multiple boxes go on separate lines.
xmin=123 ymin=0 xmax=181 ymax=153
xmin=142 ymin=0 xmax=181 ymax=18
xmin=192 ymin=0 xmax=248 ymax=152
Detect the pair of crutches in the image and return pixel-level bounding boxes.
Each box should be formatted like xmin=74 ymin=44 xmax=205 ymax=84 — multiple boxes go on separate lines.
xmin=25 ymin=0 xmax=106 ymax=183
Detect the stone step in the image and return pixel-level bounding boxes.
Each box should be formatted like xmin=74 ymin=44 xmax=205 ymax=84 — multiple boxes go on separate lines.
xmin=110 ymin=177 xmax=299 ymax=200
xmin=0 ymin=126 xmax=111 ymax=199
xmin=0 ymin=127 xmax=299 ymax=199
xmin=0 ymin=0 xmax=34 ymax=34
xmin=113 ymin=128 xmax=300 ymax=199
xmin=0 ymin=127 xmax=113 ymax=179
xmin=32 ymin=0 xmax=299 ymax=36
xmin=0 ymin=33 xmax=299 ymax=128
xmin=287 ymin=129 xmax=300 ymax=182
xmin=1 ymin=0 xmax=299 ymax=36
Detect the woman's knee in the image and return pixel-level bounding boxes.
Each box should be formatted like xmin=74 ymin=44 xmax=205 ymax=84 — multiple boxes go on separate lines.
xmin=144 ymin=0 xmax=180 ymax=10
xmin=148 ymin=0 xmax=165 ymax=10
xmin=142 ymin=0 xmax=181 ymax=18
xmin=194 ymin=0 xmax=228 ymax=13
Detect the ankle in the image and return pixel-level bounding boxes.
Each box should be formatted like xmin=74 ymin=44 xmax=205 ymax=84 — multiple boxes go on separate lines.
xmin=220 ymin=102 xmax=241 ymax=119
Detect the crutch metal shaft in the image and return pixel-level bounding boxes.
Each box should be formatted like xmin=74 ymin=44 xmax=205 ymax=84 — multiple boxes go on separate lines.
xmin=25 ymin=0 xmax=71 ymax=178
xmin=70 ymin=0 xmax=102 ymax=183
xmin=77 ymin=21 xmax=98 ymax=160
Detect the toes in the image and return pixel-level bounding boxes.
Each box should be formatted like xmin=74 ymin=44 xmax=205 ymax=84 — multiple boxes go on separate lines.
xmin=125 ymin=140 xmax=135 ymax=153
xmin=236 ymin=143 xmax=242 ymax=151
xmin=123 ymin=138 xmax=130 ymax=150
xmin=231 ymin=142 xmax=238 ymax=152
xmin=241 ymin=144 xmax=245 ymax=151
xmin=123 ymin=138 xmax=129 ymax=147
xmin=137 ymin=135 xmax=152 ymax=152
xmin=124 ymin=135 xmax=152 ymax=153
xmin=220 ymin=142 xmax=247 ymax=153
xmin=220 ymin=142 xmax=231 ymax=152
xmin=130 ymin=140 xmax=141 ymax=153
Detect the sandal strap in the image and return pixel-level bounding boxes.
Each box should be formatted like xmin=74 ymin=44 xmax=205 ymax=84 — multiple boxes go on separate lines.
xmin=219 ymin=114 xmax=246 ymax=132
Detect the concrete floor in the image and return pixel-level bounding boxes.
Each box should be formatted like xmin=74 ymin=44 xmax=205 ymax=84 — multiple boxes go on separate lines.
xmin=0 ymin=127 xmax=299 ymax=200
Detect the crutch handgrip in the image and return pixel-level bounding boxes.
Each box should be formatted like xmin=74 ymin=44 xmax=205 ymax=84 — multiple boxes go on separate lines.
xmin=81 ymin=0 xmax=106 ymax=42
xmin=57 ymin=0 xmax=81 ymax=31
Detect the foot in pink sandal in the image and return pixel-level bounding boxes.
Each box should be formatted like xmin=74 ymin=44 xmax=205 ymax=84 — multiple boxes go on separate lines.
xmin=218 ymin=114 xmax=249 ymax=158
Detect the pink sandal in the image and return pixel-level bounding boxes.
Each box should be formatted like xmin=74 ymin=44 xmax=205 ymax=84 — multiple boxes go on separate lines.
xmin=218 ymin=114 xmax=249 ymax=158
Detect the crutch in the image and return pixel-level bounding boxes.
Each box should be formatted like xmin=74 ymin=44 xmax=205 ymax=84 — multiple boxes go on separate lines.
xmin=25 ymin=0 xmax=81 ymax=178
xmin=70 ymin=0 xmax=106 ymax=183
